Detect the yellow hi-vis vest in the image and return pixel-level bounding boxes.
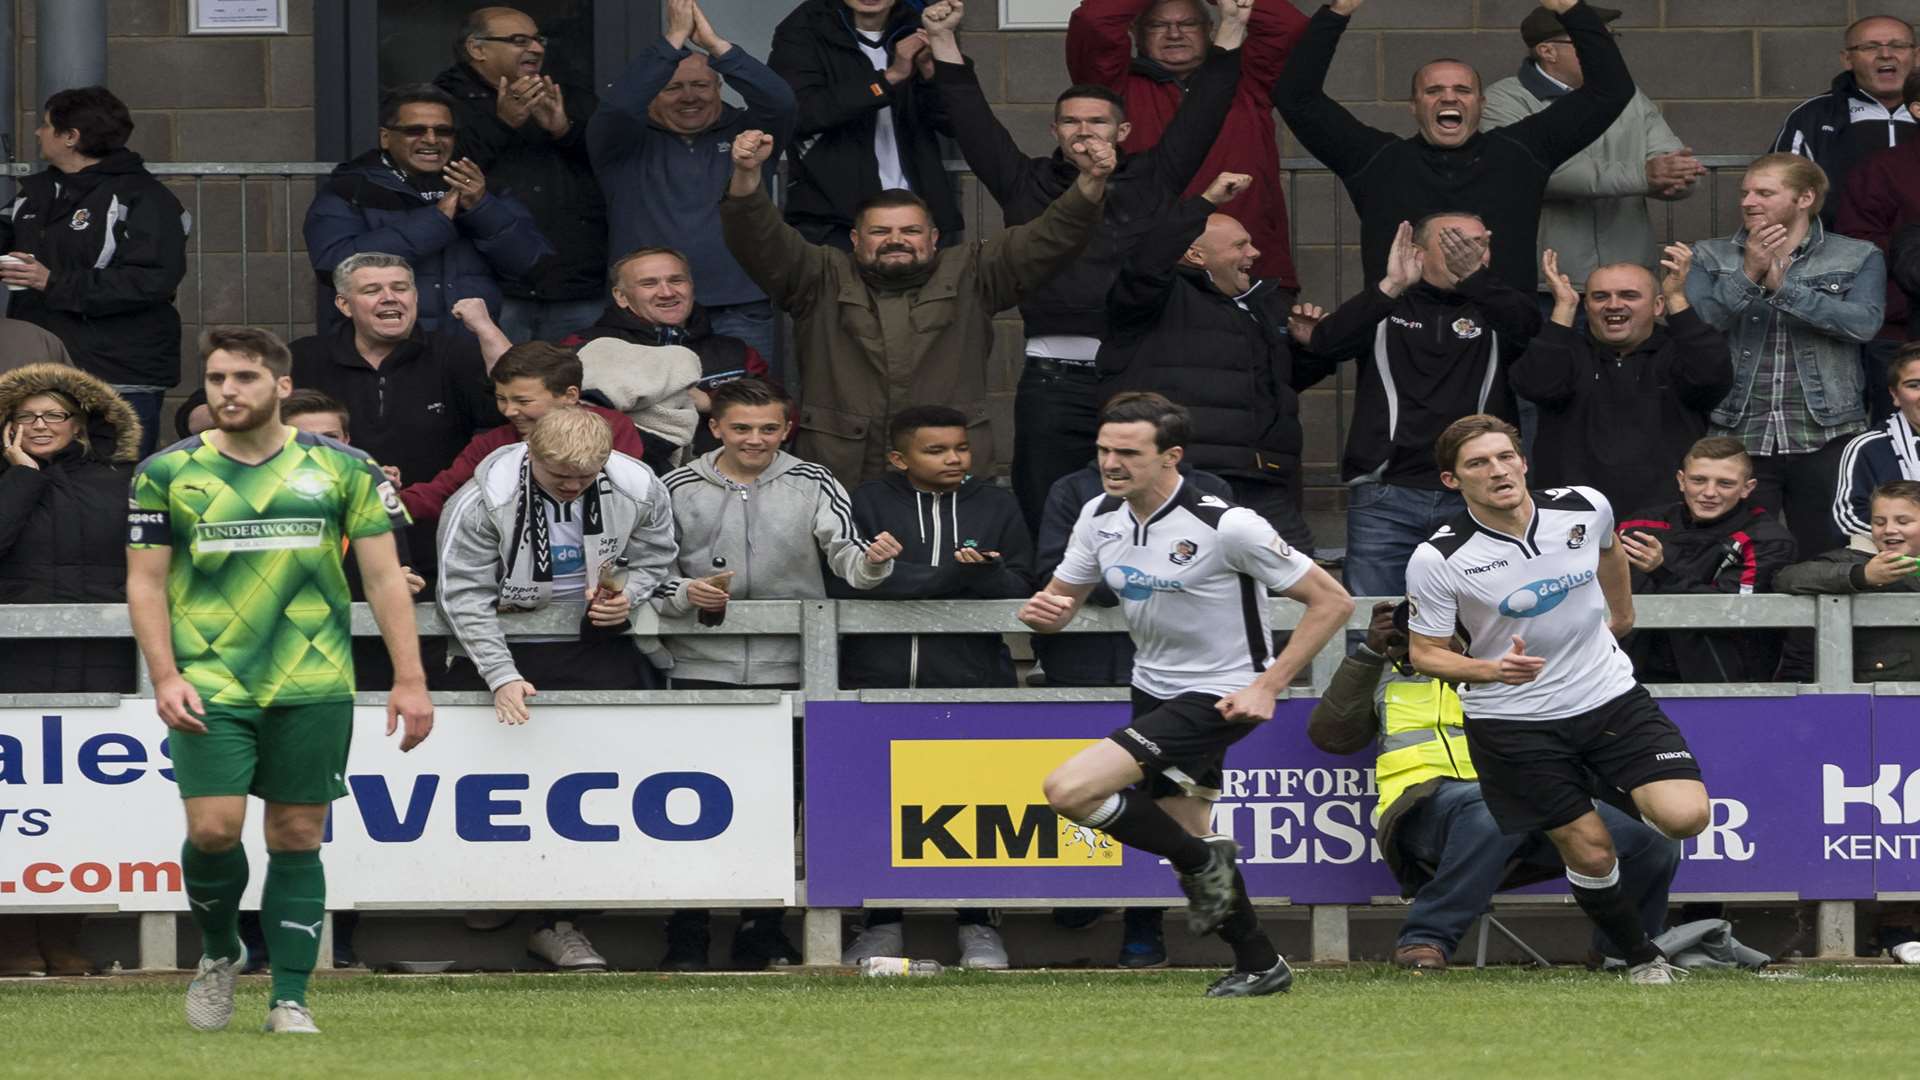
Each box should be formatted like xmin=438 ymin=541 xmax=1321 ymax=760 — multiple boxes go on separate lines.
xmin=1373 ymin=674 xmax=1476 ymax=823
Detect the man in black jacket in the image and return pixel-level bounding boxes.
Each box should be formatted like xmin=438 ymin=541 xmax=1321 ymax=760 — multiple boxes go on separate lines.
xmin=769 ymin=0 xmax=962 ymax=249
xmin=290 ymin=252 xmax=502 ymax=592
xmin=1618 ymin=437 xmax=1797 ymax=684
xmin=1099 ymin=193 xmax=1328 ymax=550
xmin=558 ymin=247 xmax=774 ymax=459
xmin=831 ymin=404 xmax=1033 ymax=971
xmin=1770 ymin=15 xmax=1918 ymax=228
xmin=434 ymin=6 xmax=605 ymax=343
xmin=1272 ymin=0 xmax=1633 ymax=295
xmin=1297 ymin=214 xmax=1535 ymax=597
xmin=0 ymin=87 xmax=186 ymax=459
xmin=921 ymin=0 xmax=1245 ymax=533
xmin=1512 ymin=244 xmax=1733 ymax=517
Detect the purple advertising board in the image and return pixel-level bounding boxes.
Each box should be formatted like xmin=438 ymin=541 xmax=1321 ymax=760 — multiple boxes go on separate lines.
xmin=802 ymin=696 xmax=1879 ymax=907
xmin=1869 ymin=696 xmax=1920 ymax=896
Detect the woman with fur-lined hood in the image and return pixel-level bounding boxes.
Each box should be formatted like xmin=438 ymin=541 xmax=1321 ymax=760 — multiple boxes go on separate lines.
xmin=0 ymin=363 xmax=142 ymax=692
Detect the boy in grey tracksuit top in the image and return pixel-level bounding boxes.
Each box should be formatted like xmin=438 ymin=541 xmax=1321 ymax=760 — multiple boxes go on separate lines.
xmin=655 ymin=437 xmax=893 ymax=686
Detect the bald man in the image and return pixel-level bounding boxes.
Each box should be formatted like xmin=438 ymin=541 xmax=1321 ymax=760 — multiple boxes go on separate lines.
xmin=1509 ymin=245 xmax=1734 ymax=515
xmin=1095 ymin=176 xmax=1327 ymax=550
xmin=1273 ymin=0 xmax=1634 ymax=295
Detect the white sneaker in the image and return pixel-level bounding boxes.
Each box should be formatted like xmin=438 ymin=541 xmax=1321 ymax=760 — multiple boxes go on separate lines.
xmin=527 ymin=921 xmax=608 ymax=971
xmin=957 ymin=924 xmax=1009 ymax=970
xmin=263 ymin=999 xmax=321 ymax=1034
xmin=184 ymin=944 xmax=246 ymax=1031
xmin=1628 ymin=955 xmax=1687 ymax=985
xmin=840 ymin=921 xmax=905 ymax=966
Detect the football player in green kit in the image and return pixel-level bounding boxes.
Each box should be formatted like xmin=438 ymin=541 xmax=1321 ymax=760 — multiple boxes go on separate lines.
xmin=127 ymin=326 xmax=434 ymax=1035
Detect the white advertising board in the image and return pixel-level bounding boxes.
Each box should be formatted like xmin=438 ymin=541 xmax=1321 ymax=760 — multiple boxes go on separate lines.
xmin=0 ymin=701 xmax=796 ymax=910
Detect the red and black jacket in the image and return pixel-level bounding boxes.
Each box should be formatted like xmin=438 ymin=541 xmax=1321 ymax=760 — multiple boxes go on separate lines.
xmin=1618 ymin=498 xmax=1797 ymax=682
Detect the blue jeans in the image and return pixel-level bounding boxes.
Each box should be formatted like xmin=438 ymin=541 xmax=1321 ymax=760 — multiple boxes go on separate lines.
xmin=115 ymin=390 xmax=164 ymax=460
xmin=705 ymin=300 xmax=778 ymax=374
xmin=1344 ymin=482 xmax=1463 ymax=597
xmin=498 ymin=296 xmax=607 ymax=345
xmin=1395 ymin=781 xmax=1682 ymax=958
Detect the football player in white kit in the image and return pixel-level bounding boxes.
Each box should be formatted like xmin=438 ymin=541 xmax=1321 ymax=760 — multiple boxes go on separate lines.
xmin=1403 ymin=414 xmax=1711 ymax=984
xmin=1023 ymin=392 xmax=1354 ymax=997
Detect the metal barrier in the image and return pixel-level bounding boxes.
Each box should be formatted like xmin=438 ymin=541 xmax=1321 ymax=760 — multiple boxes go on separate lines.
xmin=1 ymin=592 xmax=1909 ymax=968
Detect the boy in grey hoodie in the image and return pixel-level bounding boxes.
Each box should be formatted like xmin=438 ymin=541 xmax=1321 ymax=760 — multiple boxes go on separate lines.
xmin=651 ymin=377 xmax=898 ymax=970
xmin=654 ymin=377 xmax=899 ymax=683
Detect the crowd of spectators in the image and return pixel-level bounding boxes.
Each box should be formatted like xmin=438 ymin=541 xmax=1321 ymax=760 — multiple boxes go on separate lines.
xmin=10 ymin=0 xmax=1920 ymax=975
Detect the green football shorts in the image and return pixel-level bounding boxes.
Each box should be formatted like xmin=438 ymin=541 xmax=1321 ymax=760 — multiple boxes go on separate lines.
xmin=168 ymin=700 xmax=354 ymax=804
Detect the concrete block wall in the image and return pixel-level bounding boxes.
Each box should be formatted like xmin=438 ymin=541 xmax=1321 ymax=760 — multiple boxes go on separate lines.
xmin=12 ymin=0 xmax=317 ymax=432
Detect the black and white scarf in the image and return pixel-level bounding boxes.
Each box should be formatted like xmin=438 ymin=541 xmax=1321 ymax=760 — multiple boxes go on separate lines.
xmin=501 ymin=452 xmax=607 ymax=608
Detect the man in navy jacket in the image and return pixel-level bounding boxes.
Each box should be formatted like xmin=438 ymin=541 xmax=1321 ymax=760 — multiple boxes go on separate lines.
xmin=588 ymin=0 xmax=796 ymax=363
xmin=305 ymin=85 xmax=551 ymax=338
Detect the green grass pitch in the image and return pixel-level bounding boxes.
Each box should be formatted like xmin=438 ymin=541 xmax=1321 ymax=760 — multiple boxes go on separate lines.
xmin=4 ymin=966 xmax=1918 ymax=1079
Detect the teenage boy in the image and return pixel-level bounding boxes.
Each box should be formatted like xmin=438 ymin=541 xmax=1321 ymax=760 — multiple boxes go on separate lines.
xmin=400 ymin=342 xmax=647 ymax=524
xmin=1617 ymin=436 xmax=1797 ymax=683
xmin=652 ymin=377 xmax=899 ymax=970
xmin=833 ymin=404 xmax=1036 ymax=971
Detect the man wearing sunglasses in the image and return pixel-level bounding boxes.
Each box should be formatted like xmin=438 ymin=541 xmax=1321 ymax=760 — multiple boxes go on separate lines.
xmin=305 ymin=84 xmax=552 ymax=341
xmin=435 ymin=6 xmax=608 ymax=345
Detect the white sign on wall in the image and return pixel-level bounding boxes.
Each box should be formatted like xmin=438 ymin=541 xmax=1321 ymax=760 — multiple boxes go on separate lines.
xmin=1001 ymin=0 xmax=1079 ymax=31
xmin=0 ymin=701 xmax=796 ymax=910
xmin=190 ymin=0 xmax=289 ymax=35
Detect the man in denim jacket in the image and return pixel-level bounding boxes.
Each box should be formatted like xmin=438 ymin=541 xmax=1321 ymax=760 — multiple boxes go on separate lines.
xmin=1685 ymin=152 xmax=1886 ymax=557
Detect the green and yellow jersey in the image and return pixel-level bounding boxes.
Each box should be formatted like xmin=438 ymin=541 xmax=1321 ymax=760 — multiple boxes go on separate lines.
xmin=127 ymin=428 xmax=407 ymax=707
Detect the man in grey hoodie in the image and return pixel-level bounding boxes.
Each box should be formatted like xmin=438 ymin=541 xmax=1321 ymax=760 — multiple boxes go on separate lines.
xmin=652 ymin=377 xmax=899 ymax=970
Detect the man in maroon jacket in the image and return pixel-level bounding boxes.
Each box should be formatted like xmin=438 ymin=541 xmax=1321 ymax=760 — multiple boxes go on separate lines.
xmin=401 ymin=341 xmax=647 ymax=523
xmin=1066 ymin=0 xmax=1304 ymax=289
xmin=1838 ymin=67 xmax=1920 ymax=422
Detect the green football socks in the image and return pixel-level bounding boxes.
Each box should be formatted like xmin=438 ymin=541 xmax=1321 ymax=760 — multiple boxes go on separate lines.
xmin=261 ymin=849 xmax=327 ymax=1006
xmin=181 ymin=841 xmax=248 ymax=963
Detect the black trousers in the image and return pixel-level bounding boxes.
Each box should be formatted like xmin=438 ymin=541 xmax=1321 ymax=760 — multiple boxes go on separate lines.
xmin=1011 ymin=359 xmax=1102 ymax=535
xmin=438 ymin=636 xmax=665 ymax=691
xmin=1749 ymin=433 xmax=1850 ymax=560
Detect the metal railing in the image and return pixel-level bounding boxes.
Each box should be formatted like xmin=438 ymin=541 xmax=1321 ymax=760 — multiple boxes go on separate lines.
xmin=0 ymin=591 xmax=1905 ymax=706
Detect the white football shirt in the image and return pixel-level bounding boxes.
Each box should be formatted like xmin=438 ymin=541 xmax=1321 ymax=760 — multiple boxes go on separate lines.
xmin=1403 ymin=485 xmax=1636 ymax=721
xmin=1054 ymin=479 xmax=1315 ymax=698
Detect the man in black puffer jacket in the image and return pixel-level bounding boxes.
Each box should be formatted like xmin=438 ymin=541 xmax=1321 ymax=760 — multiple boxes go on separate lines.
xmin=833 ymin=404 xmax=1035 ymax=689
xmin=1097 ymin=194 xmax=1328 ymax=550
xmin=0 ymin=363 xmax=142 ymax=692
xmin=769 ymin=0 xmax=962 ymax=249
xmin=433 ymin=6 xmax=607 ymax=342
xmin=1617 ymin=437 xmax=1797 ymax=683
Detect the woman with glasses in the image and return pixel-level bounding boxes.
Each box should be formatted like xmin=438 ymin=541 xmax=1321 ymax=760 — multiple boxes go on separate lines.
xmin=0 ymin=86 xmax=187 ymax=460
xmin=0 ymin=362 xmax=143 ymax=694
xmin=0 ymin=361 xmax=141 ymax=979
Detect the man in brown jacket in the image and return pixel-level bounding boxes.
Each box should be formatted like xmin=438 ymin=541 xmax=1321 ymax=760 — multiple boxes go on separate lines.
xmin=720 ymin=127 xmax=1111 ymax=486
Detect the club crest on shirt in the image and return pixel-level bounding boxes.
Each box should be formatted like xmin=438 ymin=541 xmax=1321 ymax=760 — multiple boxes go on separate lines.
xmin=1169 ymin=538 xmax=1198 ymax=565
xmin=1451 ymin=317 xmax=1481 ymax=340
xmin=1567 ymin=524 xmax=1588 ymax=550
xmin=68 ymin=208 xmax=91 ymax=231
